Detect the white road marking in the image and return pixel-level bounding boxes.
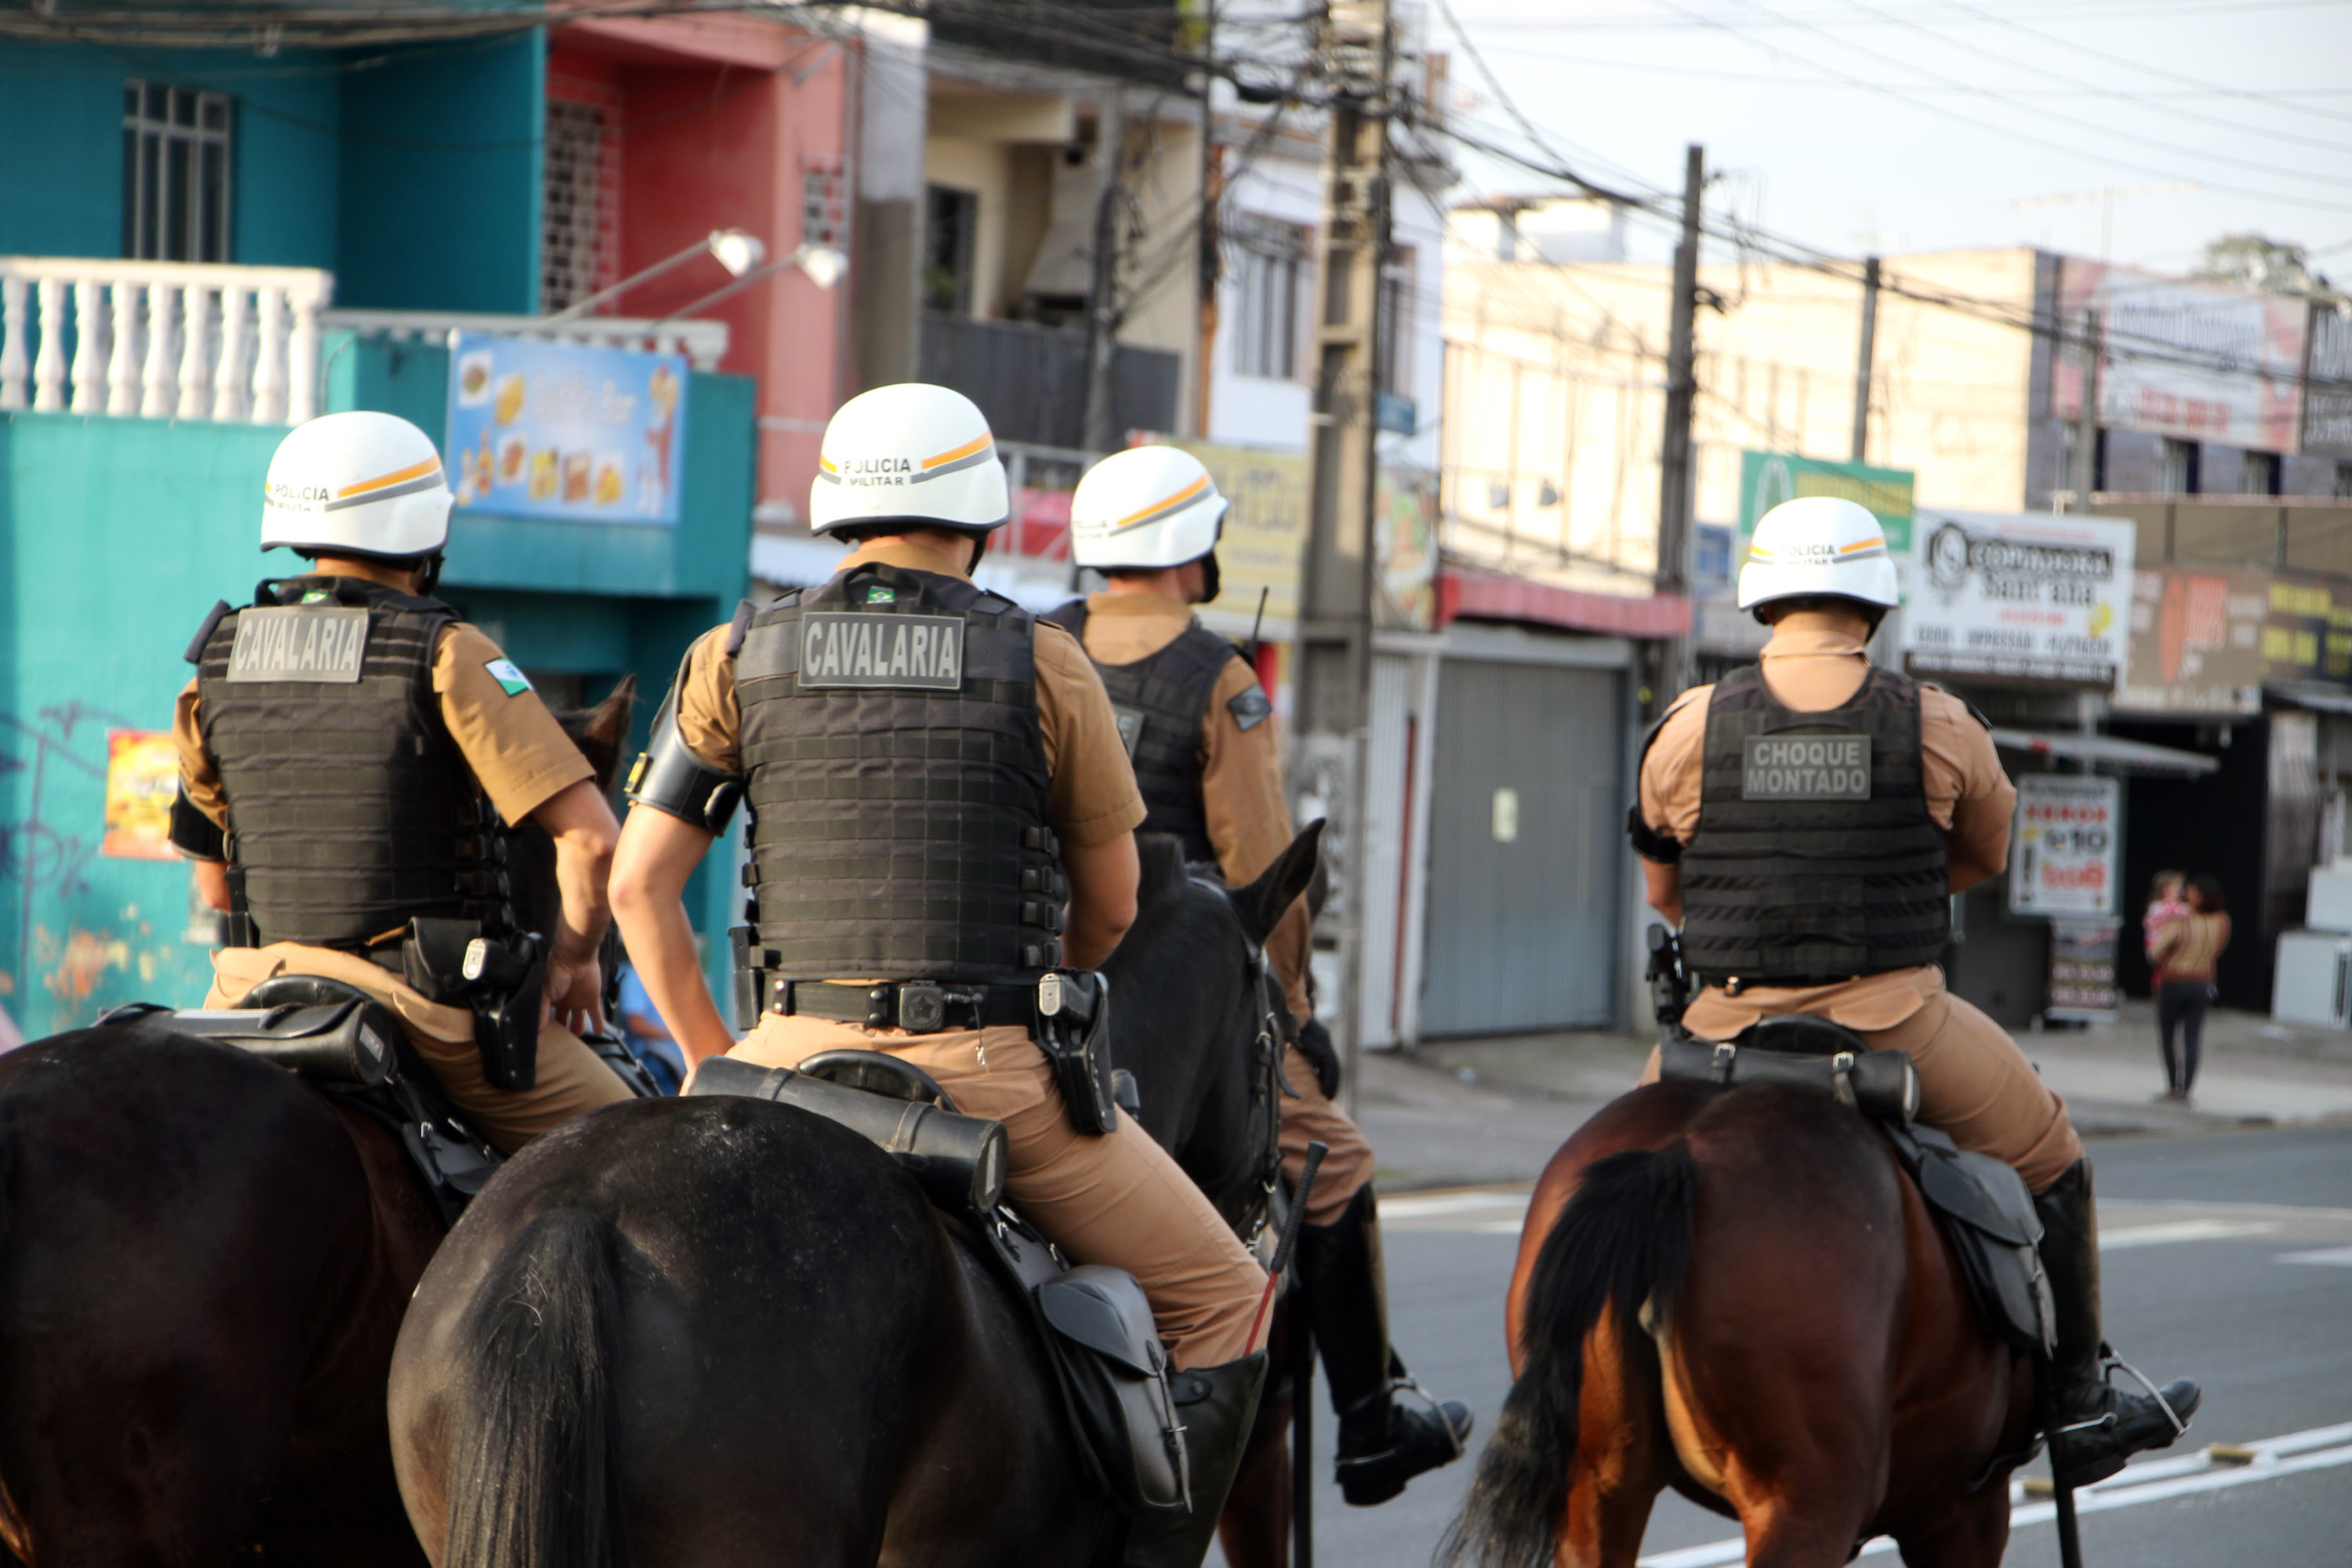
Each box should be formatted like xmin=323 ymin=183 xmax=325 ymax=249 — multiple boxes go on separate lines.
xmin=2276 ymin=1244 xmax=2352 ymax=1266
xmin=2100 ymin=1218 xmax=2279 ymax=1250
xmin=1634 ymin=1421 xmax=2352 ymax=1567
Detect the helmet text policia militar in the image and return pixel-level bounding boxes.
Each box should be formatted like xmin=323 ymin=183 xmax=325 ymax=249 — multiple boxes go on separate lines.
xmin=1737 ymin=495 xmax=1900 ymax=615
xmin=1069 ymin=445 xmax=1229 ymax=572
xmin=260 ymin=411 xmax=453 ymax=561
xmin=808 ymin=383 xmax=1011 ymax=538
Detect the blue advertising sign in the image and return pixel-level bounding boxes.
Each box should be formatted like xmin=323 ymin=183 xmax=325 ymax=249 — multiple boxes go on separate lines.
xmin=445 ymin=333 xmax=689 ymax=525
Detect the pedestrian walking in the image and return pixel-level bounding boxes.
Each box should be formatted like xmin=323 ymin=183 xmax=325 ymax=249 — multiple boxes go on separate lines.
xmin=2151 ymin=873 xmax=2230 ymax=1102
xmin=2143 ymin=868 xmax=2188 ymax=963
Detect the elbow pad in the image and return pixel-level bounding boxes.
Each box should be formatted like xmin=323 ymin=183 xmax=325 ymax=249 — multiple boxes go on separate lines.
xmin=625 ymin=689 xmax=745 ymax=835
xmin=169 ymin=787 xmax=227 ymax=862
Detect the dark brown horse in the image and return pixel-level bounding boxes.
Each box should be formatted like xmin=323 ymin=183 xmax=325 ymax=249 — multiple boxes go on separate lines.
xmin=1438 ymin=1080 xmax=2035 ymax=1568
xmin=0 ymin=681 xmax=633 ymax=1566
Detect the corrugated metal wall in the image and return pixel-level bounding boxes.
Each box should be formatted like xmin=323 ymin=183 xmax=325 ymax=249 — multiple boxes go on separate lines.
xmin=1419 ymin=658 xmax=1624 ymax=1036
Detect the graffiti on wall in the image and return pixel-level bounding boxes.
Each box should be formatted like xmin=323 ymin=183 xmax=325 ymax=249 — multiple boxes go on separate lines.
xmin=0 ymin=703 xmax=191 ymax=1038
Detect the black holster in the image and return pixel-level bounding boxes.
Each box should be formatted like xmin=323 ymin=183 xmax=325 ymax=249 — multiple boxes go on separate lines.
xmin=402 ymin=916 xmax=546 ymax=1092
xmin=1035 ymin=969 xmax=1117 ymax=1135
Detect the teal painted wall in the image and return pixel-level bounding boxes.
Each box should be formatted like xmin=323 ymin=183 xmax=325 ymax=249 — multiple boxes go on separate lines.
xmin=335 ymin=32 xmax=543 ymax=312
xmin=0 ymin=354 xmax=752 ymax=1040
xmin=0 ymin=41 xmax=341 ymax=267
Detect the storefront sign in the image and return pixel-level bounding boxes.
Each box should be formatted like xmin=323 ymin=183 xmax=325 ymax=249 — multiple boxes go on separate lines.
xmin=101 ymin=730 xmax=181 ymax=861
xmin=2303 ymin=302 xmax=2352 ymax=458
xmin=2048 ymin=919 xmax=2122 ymax=1022
xmin=1174 ymin=441 xmax=1308 ymax=630
xmin=2055 ymin=260 xmax=2305 ymax=452
xmin=2118 ymin=564 xmax=2352 ymax=713
xmin=1737 ymin=451 xmax=1915 ymax=555
xmin=1903 ymin=511 xmax=2136 ymax=688
xmin=446 ymin=334 xmax=688 ymax=525
xmin=2008 ymin=774 xmax=2121 ymax=920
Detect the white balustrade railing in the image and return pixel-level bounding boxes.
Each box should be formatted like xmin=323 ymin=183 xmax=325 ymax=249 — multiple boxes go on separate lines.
xmin=0 ymin=257 xmax=333 ymax=424
xmin=318 ymin=308 xmax=731 ymax=372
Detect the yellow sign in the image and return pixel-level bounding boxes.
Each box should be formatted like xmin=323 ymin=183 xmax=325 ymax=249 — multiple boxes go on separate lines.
xmin=103 ymin=730 xmax=183 ymax=861
xmin=1174 ymin=440 xmax=1308 ymax=626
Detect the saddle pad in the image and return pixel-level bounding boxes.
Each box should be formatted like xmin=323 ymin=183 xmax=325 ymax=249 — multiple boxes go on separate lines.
xmin=1884 ymin=1123 xmax=2055 ymax=1357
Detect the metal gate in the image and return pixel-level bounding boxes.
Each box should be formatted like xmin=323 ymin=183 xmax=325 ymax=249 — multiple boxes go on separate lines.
xmin=1420 ymin=658 xmax=1624 ymax=1036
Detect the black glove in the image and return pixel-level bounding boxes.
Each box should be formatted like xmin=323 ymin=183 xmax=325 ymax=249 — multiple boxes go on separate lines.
xmin=1295 ymin=1017 xmax=1341 ymax=1101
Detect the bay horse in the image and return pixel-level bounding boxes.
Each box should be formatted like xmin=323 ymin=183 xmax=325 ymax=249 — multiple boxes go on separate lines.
xmin=384 ymin=823 xmax=1324 ymax=1567
xmin=1438 ymin=1079 xmax=2036 ymax=1568
xmin=0 ymin=679 xmax=634 ymax=1566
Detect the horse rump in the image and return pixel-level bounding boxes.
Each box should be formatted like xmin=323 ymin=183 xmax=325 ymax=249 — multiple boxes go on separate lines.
xmin=1436 ymin=1145 xmax=1698 ymax=1568
xmin=437 ymin=1207 xmax=626 ymax=1568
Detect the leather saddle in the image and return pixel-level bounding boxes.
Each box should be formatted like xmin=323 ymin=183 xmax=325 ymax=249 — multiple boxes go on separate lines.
xmin=689 ymin=1051 xmax=1191 ymax=1519
xmin=1657 ymin=1017 xmax=2055 ymax=1358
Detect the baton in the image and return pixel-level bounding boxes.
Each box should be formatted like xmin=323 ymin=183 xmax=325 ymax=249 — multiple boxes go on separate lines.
xmin=1247 ymin=1140 xmax=1327 ymax=1355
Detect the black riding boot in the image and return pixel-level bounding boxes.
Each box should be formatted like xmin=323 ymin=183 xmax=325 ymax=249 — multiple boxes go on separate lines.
xmin=1123 ymin=1351 xmax=1266 ymax=1568
xmin=1296 ymin=1183 xmax=1475 ymax=1506
xmin=2036 ymin=1160 xmax=2202 ymax=1486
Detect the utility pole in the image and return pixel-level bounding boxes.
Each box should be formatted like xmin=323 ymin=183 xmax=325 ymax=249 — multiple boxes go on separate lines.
xmin=2073 ymin=307 xmax=2102 ymax=507
xmin=1297 ymin=0 xmax=1392 ymax=1122
xmin=1651 ymin=142 xmax=1703 ymax=714
xmin=1081 ymin=95 xmax=1127 ymax=453
xmin=1195 ymin=0 xmax=1221 ymax=439
xmin=1850 ymin=255 xmax=1879 ymax=464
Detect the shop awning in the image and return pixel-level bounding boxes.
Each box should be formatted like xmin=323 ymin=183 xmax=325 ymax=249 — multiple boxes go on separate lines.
xmin=1990 ymin=729 xmax=2219 ymax=777
xmin=2266 ymin=683 xmax=2352 ymax=716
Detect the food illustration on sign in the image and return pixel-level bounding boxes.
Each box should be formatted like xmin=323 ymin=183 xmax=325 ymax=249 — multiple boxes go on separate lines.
xmin=494 ymin=372 xmax=526 ymax=426
xmin=445 ymin=334 xmax=688 ymax=524
xmin=497 ymin=433 xmax=527 ymax=485
xmin=457 ymin=350 xmax=493 ymax=406
xmin=595 ymin=457 xmax=625 ymax=505
xmin=528 ymin=448 xmax=559 ymax=500
xmin=561 ymin=452 xmax=593 ymax=504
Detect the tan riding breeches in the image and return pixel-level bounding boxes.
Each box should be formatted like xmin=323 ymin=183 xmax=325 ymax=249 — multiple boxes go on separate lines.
xmin=1642 ymin=988 xmax=2085 ymax=1194
xmin=732 ymin=1014 xmax=1269 ymax=1370
xmin=1277 ymin=1046 xmax=1378 ymax=1226
xmin=205 ymin=943 xmax=635 ymax=1154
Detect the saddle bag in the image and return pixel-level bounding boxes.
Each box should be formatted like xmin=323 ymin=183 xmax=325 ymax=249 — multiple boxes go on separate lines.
xmin=688 ymin=1054 xmax=1009 ymax=1218
xmin=1882 ymin=1123 xmax=2056 ymax=1357
xmin=1657 ymin=1024 xmax=1921 ymax=1124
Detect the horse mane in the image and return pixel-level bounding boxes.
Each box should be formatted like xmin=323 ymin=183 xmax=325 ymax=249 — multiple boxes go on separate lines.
xmin=1134 ymin=832 xmax=1194 ymax=911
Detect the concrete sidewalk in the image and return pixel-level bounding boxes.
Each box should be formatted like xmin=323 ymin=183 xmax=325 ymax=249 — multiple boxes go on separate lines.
xmin=1352 ymin=1000 xmax=2352 ymax=1192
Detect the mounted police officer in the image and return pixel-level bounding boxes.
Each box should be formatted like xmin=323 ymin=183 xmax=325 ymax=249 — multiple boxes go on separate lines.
xmin=1628 ymin=495 xmax=2201 ymax=1487
xmin=1046 ymin=445 xmax=1473 ymax=1506
xmin=606 ymin=384 xmax=1269 ymax=1568
xmin=171 ymin=411 xmax=637 ymax=1151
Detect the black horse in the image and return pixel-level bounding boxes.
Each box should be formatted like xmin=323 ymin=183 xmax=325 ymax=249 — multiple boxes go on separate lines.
xmin=386 ymin=824 xmax=1323 ymax=1567
xmin=0 ymin=681 xmax=634 ymax=1566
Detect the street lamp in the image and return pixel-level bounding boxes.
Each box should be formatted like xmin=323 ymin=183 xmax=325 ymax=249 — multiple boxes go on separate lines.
xmin=544 ymin=228 xmax=768 ymax=322
xmin=656 ymin=241 xmax=848 ymax=321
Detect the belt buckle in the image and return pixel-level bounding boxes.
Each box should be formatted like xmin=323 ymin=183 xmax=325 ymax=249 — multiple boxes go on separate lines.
xmin=895 ymin=982 xmax=947 ymax=1033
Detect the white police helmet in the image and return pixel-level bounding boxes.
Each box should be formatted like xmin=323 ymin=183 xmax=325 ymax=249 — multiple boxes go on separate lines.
xmin=808 ymin=383 xmax=1010 ymax=537
xmin=260 ymin=411 xmax=452 ymax=559
xmin=1737 ymin=495 xmax=1901 ymax=612
xmin=1069 ymin=445 xmax=1229 ymax=572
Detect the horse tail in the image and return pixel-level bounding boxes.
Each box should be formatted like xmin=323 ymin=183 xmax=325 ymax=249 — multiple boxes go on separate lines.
xmin=1436 ymin=1144 xmax=1699 ymax=1568
xmin=441 ymin=1207 xmax=626 ymax=1568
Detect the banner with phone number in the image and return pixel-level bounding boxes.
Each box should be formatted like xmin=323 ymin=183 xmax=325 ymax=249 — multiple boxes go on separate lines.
xmin=445 ymin=333 xmax=688 ymax=526
xmin=2007 ymin=773 xmax=2121 ymax=920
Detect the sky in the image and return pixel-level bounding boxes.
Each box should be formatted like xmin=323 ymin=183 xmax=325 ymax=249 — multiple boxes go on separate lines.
xmin=1434 ymin=0 xmax=2352 ymax=279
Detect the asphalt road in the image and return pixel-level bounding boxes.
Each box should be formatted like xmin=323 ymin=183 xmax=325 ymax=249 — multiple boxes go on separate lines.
xmin=1215 ymin=1123 xmax=2352 ymax=1568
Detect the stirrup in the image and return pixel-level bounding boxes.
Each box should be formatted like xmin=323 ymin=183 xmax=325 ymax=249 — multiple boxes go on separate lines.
xmin=2103 ymin=1346 xmax=2190 ymax=1438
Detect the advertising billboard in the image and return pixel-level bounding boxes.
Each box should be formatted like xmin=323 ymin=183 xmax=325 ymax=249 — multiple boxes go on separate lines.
xmin=2303 ymin=301 xmax=2352 ymax=458
xmin=446 ymin=334 xmax=689 ymax=525
xmin=1901 ymin=510 xmax=2136 ymax=688
xmin=2053 ymin=260 xmax=2306 ymax=453
xmin=1737 ymin=451 xmax=1915 ymax=554
xmin=2118 ymin=564 xmax=2352 ymax=714
xmin=2009 ymin=774 xmax=2121 ymax=920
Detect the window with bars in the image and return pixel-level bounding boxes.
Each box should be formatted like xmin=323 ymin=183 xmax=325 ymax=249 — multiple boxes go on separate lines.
xmin=2240 ymin=451 xmax=2281 ymax=497
xmin=541 ymin=98 xmax=618 ymax=314
xmin=122 ymin=81 xmax=234 ymax=263
xmin=1231 ymin=214 xmax=1306 ymax=382
xmin=804 ymin=163 xmax=846 ymax=250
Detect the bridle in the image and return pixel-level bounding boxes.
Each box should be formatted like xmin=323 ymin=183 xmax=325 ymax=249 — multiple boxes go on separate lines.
xmin=1195 ymin=872 xmax=1289 ymax=1255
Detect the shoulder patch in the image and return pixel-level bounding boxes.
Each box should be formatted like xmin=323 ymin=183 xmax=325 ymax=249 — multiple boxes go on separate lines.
xmin=484 ymin=658 xmax=533 ymax=697
xmin=1227 ymin=686 xmax=1273 ymax=731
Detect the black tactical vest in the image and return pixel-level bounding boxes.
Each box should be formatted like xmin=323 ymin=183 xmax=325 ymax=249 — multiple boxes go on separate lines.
xmin=1042 ymin=599 xmax=1240 ymax=864
xmin=1675 ymin=663 xmax=1951 ymax=985
xmin=193 ymin=576 xmax=503 ymax=950
xmin=735 ymin=563 xmax=1064 ymax=985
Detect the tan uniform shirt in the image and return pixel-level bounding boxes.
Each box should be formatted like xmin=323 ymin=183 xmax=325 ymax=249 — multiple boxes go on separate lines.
xmin=1073 ymin=591 xmax=1314 ymax=1022
xmin=670 ymin=536 xmax=1147 ymax=848
xmin=1635 ymin=626 xmax=2016 ymax=1036
xmin=175 ymin=577 xmax=594 ymax=844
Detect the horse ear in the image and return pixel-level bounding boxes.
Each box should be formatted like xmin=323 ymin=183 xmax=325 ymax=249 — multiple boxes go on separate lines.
xmin=585 ymin=674 xmax=637 ymax=753
xmin=1234 ymin=818 xmax=1323 ymax=949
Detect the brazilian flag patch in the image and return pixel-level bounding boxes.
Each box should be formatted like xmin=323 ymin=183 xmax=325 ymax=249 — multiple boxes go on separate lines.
xmin=865 ymin=585 xmax=897 ymax=604
xmin=485 ymin=658 xmax=533 ymax=697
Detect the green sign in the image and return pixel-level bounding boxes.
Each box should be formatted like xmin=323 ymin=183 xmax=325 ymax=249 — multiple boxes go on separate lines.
xmin=1737 ymin=452 xmax=1915 ymax=556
